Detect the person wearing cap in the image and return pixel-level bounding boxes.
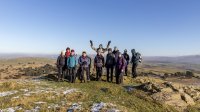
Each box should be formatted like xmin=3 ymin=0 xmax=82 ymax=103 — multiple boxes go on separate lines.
xmin=56 ymin=51 xmax=66 ymax=81
xmin=94 ymin=49 xmax=105 ymax=81
xmin=105 ymin=48 xmax=116 ymax=82
xmin=67 ymin=50 xmax=77 ymax=83
xmin=115 ymin=52 xmax=126 ymax=84
xmin=78 ymin=51 xmax=91 ymax=83
xmin=123 ymin=49 xmax=130 ymax=76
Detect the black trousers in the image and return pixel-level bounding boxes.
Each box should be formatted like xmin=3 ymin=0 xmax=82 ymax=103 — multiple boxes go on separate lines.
xmin=69 ymin=67 xmax=76 ymax=83
xmin=64 ymin=66 xmax=70 ymax=79
xmin=125 ymin=65 xmax=128 ymax=76
xmin=64 ymin=58 xmax=69 ymax=78
xmin=89 ymin=65 xmax=91 ymax=74
xmin=106 ymin=66 xmax=114 ymax=82
xmin=58 ymin=66 xmax=65 ymax=81
xmin=116 ymin=69 xmax=123 ymax=84
xmin=80 ymin=67 xmax=90 ymax=82
xmin=132 ymin=63 xmax=138 ymax=78
xmin=96 ymin=67 xmax=103 ymax=81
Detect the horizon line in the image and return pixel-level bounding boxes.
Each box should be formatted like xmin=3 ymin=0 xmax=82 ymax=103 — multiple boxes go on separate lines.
xmin=0 ymin=52 xmax=199 ymax=57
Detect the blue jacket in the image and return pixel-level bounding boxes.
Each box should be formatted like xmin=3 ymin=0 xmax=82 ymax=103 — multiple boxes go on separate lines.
xmin=67 ymin=55 xmax=77 ymax=68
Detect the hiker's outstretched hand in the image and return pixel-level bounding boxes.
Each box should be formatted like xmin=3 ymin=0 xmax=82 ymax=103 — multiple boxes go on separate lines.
xmin=90 ymin=40 xmax=93 ymax=46
xmin=108 ymin=41 xmax=111 ymax=45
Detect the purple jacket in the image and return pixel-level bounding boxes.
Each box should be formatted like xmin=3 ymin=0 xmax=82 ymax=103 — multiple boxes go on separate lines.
xmin=78 ymin=56 xmax=91 ymax=68
xmin=116 ymin=57 xmax=126 ymax=71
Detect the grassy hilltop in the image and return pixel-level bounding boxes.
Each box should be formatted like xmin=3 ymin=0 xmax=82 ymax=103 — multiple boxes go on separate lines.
xmin=0 ymin=57 xmax=200 ymax=112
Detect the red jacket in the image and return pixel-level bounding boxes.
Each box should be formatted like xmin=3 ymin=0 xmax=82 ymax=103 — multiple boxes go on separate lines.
xmin=65 ymin=51 xmax=71 ymax=58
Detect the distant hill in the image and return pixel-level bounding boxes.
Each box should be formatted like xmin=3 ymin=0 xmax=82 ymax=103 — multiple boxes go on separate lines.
xmin=0 ymin=53 xmax=94 ymax=60
xmin=143 ymin=55 xmax=200 ymax=64
xmin=0 ymin=53 xmax=58 ymax=59
xmin=1 ymin=53 xmax=200 ymax=64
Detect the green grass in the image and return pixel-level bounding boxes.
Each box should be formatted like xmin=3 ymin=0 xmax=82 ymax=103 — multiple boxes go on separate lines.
xmin=0 ymin=80 xmax=178 ymax=112
xmin=1 ymin=58 xmax=200 ymax=112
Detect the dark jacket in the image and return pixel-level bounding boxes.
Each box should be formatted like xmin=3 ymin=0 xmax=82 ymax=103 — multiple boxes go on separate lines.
xmin=94 ymin=54 xmax=105 ymax=68
xmin=113 ymin=50 xmax=120 ymax=62
xmin=87 ymin=56 xmax=92 ymax=66
xmin=131 ymin=53 xmax=141 ymax=64
xmin=57 ymin=55 xmax=65 ymax=67
xmin=123 ymin=53 xmax=130 ymax=65
xmin=116 ymin=56 xmax=126 ymax=71
xmin=105 ymin=53 xmax=116 ymax=67
xmin=78 ymin=56 xmax=91 ymax=68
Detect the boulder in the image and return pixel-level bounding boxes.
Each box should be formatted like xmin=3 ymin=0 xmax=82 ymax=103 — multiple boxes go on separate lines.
xmin=139 ymin=82 xmax=163 ymax=93
xmin=137 ymin=79 xmax=199 ymax=110
xmin=91 ymin=102 xmax=105 ymax=112
xmin=160 ymin=88 xmax=173 ymax=93
xmin=152 ymin=92 xmax=188 ymax=109
xmin=181 ymin=93 xmax=195 ymax=105
xmin=183 ymin=87 xmax=200 ymax=101
xmin=163 ymin=82 xmax=182 ymax=92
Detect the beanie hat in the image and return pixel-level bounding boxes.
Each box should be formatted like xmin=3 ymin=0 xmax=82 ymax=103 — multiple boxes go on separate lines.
xmin=71 ymin=49 xmax=75 ymax=52
xmin=66 ymin=47 xmax=70 ymax=50
xmin=61 ymin=51 xmax=65 ymax=56
xmin=124 ymin=49 xmax=127 ymax=52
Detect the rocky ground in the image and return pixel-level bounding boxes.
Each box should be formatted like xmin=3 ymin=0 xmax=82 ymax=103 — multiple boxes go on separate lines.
xmin=0 ymin=58 xmax=200 ymax=112
xmin=135 ymin=77 xmax=200 ymax=111
xmin=1 ymin=76 xmax=200 ymax=112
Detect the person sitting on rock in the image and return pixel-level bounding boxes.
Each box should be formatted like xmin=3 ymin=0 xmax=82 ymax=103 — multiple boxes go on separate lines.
xmin=131 ymin=49 xmax=142 ymax=78
xmin=105 ymin=48 xmax=116 ymax=82
xmin=115 ymin=52 xmax=126 ymax=84
xmin=78 ymin=51 xmax=91 ymax=83
xmin=94 ymin=49 xmax=105 ymax=81
xmin=56 ymin=51 xmax=66 ymax=82
xmin=67 ymin=50 xmax=77 ymax=83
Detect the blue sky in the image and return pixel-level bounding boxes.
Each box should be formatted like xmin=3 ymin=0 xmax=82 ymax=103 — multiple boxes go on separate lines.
xmin=0 ymin=0 xmax=200 ymax=56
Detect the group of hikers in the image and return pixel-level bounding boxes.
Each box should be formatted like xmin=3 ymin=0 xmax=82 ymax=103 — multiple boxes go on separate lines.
xmin=56 ymin=40 xmax=142 ymax=84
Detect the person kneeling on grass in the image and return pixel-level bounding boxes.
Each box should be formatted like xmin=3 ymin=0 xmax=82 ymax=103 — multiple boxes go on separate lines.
xmin=115 ymin=52 xmax=126 ymax=84
xmin=56 ymin=51 xmax=66 ymax=82
xmin=78 ymin=51 xmax=91 ymax=83
xmin=94 ymin=49 xmax=105 ymax=81
xmin=67 ymin=49 xmax=77 ymax=83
